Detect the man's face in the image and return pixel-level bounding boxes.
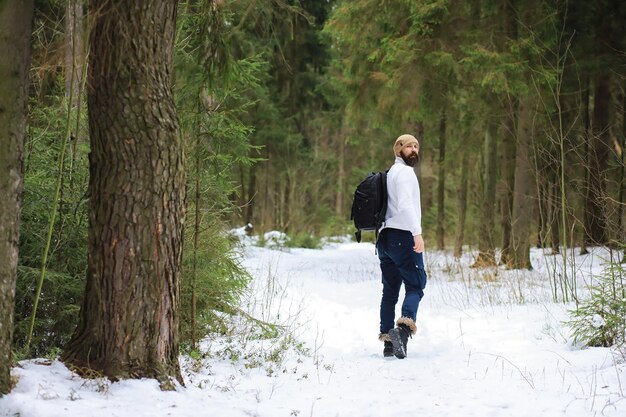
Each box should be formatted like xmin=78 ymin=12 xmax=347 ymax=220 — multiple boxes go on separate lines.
xmin=400 ymin=143 xmax=419 ymax=167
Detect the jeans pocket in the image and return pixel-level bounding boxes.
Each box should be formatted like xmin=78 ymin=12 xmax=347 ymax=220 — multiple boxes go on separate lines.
xmin=387 ymin=229 xmax=412 ymax=253
xmin=416 ymin=267 xmax=427 ymax=290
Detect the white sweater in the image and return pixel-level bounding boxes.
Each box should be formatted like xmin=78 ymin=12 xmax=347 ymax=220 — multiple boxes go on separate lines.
xmin=382 ymin=157 xmax=422 ymax=236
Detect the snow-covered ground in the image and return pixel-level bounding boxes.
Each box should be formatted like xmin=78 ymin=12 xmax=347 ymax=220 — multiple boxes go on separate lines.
xmin=2 ymin=231 xmax=625 ymax=417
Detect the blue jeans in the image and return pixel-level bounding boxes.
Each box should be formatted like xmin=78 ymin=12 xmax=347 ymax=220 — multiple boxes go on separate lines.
xmin=376 ymin=228 xmax=427 ymax=334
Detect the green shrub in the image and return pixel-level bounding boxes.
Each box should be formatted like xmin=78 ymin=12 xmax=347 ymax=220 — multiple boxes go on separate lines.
xmin=286 ymin=232 xmax=321 ymax=249
xmin=180 ymin=219 xmax=250 ymax=348
xmin=13 ymin=267 xmax=83 ymax=358
xmin=15 ymin=93 xmax=89 ymax=358
xmin=568 ymin=260 xmax=626 ymax=348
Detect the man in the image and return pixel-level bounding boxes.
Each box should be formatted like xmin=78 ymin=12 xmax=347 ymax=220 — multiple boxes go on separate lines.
xmin=377 ymin=134 xmax=427 ymax=359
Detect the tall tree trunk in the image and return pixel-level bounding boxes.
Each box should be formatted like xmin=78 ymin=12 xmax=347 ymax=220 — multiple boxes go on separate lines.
xmin=500 ymin=104 xmax=517 ymax=265
xmin=454 ymin=151 xmax=469 ymax=258
xmin=336 ymin=133 xmax=346 ymax=218
xmin=246 ymin=164 xmax=257 ymax=225
xmin=584 ymin=73 xmax=611 ymax=246
xmin=508 ymin=96 xmax=534 ymax=269
xmin=549 ymin=173 xmax=561 ymax=254
xmin=62 ymin=0 xmax=185 ymax=387
xmin=617 ymin=93 xmax=626 ymax=263
xmin=579 ymin=76 xmax=591 ymax=254
xmin=436 ymin=112 xmax=446 ymax=250
xmin=499 ymin=0 xmax=517 ymax=265
xmin=536 ymin=179 xmax=545 ymax=248
xmin=473 ymin=122 xmax=498 ymax=267
xmin=0 ymin=0 xmax=33 ymax=395
xmin=191 ymin=135 xmax=201 ymax=350
xmin=414 ymin=121 xmax=425 ymax=182
xmin=64 ymin=0 xmax=84 ymax=105
xmin=57 ymin=0 xmax=85 ymax=267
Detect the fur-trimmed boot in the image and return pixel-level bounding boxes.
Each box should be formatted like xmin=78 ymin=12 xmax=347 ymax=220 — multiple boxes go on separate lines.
xmin=388 ymin=317 xmax=417 ymax=359
xmin=379 ymin=333 xmax=393 ymax=357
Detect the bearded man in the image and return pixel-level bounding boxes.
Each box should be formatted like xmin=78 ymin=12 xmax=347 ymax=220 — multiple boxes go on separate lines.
xmin=377 ymin=134 xmax=427 ymax=359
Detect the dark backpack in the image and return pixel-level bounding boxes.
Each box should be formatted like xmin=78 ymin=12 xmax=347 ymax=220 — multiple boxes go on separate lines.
xmin=350 ymin=171 xmax=388 ymax=243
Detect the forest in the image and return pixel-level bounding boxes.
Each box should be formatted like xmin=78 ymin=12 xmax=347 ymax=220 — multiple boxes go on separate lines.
xmin=1 ymin=0 xmax=625 ymax=397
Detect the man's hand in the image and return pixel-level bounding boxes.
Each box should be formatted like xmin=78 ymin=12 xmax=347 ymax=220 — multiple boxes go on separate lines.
xmin=413 ymin=234 xmax=424 ymax=253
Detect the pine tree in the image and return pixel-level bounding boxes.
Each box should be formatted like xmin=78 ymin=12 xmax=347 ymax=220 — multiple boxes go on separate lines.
xmin=0 ymin=0 xmax=34 ymax=395
xmin=62 ymin=0 xmax=185 ymax=387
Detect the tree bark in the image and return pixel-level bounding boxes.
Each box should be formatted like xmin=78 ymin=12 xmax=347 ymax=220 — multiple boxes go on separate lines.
xmin=62 ymin=0 xmax=185 ymax=387
xmin=436 ymin=112 xmax=446 ymax=250
xmin=508 ymin=96 xmax=534 ymax=269
xmin=0 ymin=0 xmax=33 ymax=395
xmin=473 ymin=122 xmax=498 ymax=267
xmin=584 ymin=73 xmax=611 ymax=246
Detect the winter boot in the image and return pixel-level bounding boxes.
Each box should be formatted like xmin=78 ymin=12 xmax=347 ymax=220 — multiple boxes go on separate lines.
xmin=379 ymin=333 xmax=394 ymax=357
xmin=388 ymin=317 xmax=416 ymax=359
xmin=383 ymin=341 xmax=393 ymax=357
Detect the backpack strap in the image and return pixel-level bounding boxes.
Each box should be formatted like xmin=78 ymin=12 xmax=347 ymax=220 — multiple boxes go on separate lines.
xmin=379 ymin=170 xmax=388 ymax=226
xmin=374 ymin=169 xmax=390 ymax=254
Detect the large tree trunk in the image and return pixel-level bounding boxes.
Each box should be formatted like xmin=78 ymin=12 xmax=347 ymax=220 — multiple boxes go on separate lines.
xmin=584 ymin=73 xmax=611 ymax=246
xmin=508 ymin=96 xmax=534 ymax=269
xmin=436 ymin=112 xmax=446 ymax=250
xmin=0 ymin=0 xmax=33 ymax=395
xmin=473 ymin=122 xmax=498 ymax=267
xmin=62 ymin=0 xmax=185 ymax=387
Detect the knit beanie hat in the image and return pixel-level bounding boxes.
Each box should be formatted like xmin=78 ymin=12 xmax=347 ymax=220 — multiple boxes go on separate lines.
xmin=393 ymin=134 xmax=419 ymax=156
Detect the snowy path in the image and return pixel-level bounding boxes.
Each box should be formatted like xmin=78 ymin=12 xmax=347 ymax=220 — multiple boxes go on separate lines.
xmin=233 ymin=242 xmax=625 ymax=417
xmin=1 ymin=240 xmax=625 ymax=417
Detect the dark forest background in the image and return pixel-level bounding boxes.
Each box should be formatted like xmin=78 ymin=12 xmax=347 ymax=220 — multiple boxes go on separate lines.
xmin=1 ymin=0 xmax=624 ymax=378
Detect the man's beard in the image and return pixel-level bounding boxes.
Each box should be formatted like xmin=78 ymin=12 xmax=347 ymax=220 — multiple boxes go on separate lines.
xmin=401 ymin=152 xmax=419 ymax=167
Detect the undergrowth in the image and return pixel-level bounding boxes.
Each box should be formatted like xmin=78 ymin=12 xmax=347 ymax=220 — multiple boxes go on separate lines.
xmin=568 ymin=258 xmax=626 ymax=350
